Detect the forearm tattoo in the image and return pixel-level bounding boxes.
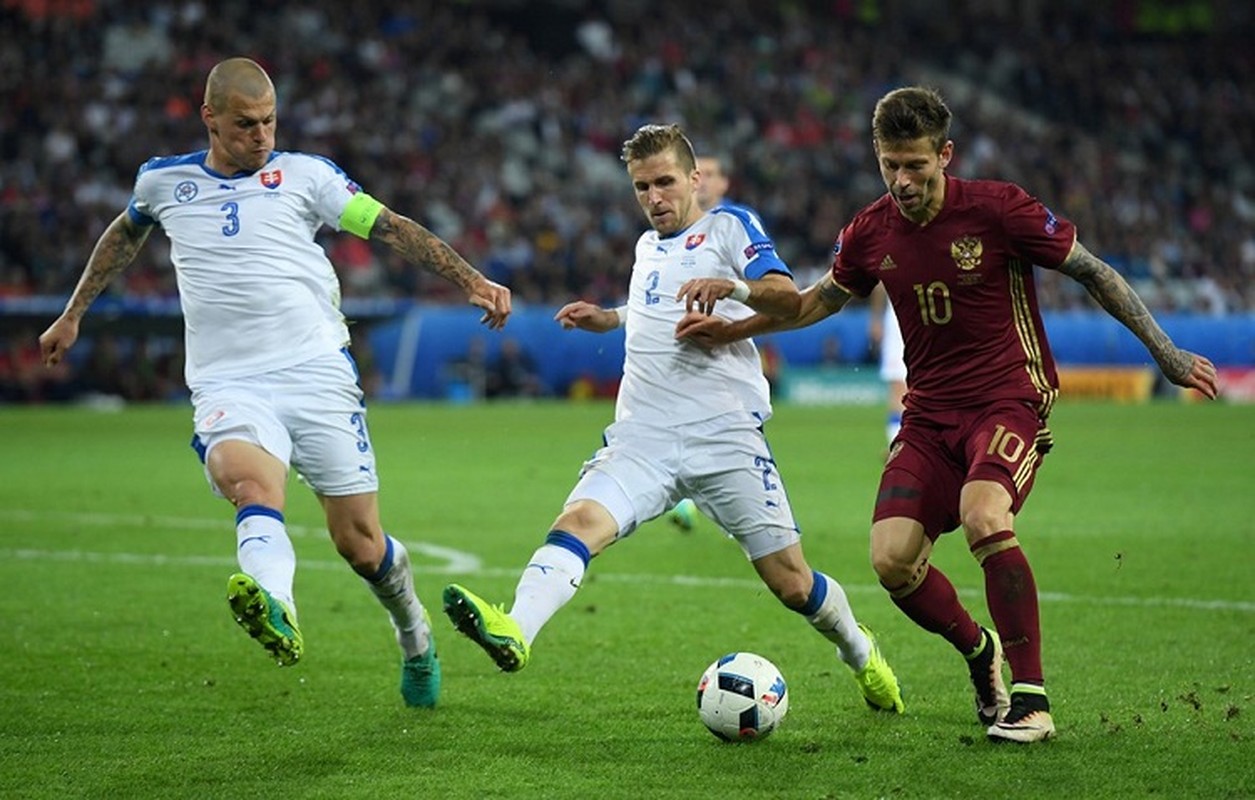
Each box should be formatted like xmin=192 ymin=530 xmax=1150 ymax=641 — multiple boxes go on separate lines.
xmin=375 ymin=209 xmax=480 ymax=290
xmin=817 ymin=277 xmax=851 ymax=310
xmin=1057 ymin=242 xmax=1191 ymax=378
xmin=67 ymin=214 xmax=151 ymax=319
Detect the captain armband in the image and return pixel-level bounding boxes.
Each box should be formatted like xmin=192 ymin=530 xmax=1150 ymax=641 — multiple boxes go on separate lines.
xmin=339 ymin=192 xmax=385 ymax=239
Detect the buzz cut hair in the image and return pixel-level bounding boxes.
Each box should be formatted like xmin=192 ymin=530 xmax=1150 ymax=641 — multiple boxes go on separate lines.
xmin=872 ymin=86 xmax=952 ymax=153
xmin=204 ymin=57 xmax=275 ymax=112
xmin=621 ymin=123 xmax=697 ymax=172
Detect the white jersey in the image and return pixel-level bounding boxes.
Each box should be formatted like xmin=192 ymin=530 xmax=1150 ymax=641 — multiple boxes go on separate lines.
xmin=618 ymin=204 xmax=792 ymax=426
xmin=128 ymin=150 xmax=359 ymax=387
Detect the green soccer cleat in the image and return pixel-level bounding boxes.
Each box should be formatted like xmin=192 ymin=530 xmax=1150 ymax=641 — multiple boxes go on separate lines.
xmin=852 ymin=624 xmax=905 ymax=713
xmin=400 ymin=644 xmax=441 ymax=708
xmin=227 ymin=572 xmax=303 ymax=667
xmin=442 ymin=583 xmax=530 ymax=672
xmin=667 ymin=498 xmax=698 ymax=532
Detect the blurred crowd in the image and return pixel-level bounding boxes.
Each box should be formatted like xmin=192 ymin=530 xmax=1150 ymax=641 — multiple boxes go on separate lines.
xmin=2 ymin=0 xmax=1252 ymax=402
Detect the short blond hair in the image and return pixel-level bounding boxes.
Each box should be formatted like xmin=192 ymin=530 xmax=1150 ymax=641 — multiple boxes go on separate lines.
xmin=204 ymin=57 xmax=275 ymax=112
xmin=621 ymin=123 xmax=697 ymax=171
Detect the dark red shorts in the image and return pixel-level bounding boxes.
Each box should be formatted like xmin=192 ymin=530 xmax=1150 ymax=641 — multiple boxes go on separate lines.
xmin=872 ymin=399 xmax=1053 ymax=540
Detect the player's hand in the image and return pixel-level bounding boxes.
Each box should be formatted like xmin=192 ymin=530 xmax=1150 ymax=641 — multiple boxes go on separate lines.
xmin=675 ymin=311 xmax=733 ymax=351
xmin=468 ymin=277 xmax=512 ymax=330
xmin=1165 ymin=350 xmax=1219 ymax=400
xmin=677 ymin=278 xmax=737 ymax=315
xmin=554 ymin=301 xmax=619 ymax=333
xmin=39 ymin=316 xmax=80 ymax=367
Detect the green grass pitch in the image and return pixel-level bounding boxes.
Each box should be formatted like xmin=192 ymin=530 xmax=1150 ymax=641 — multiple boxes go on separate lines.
xmin=0 ymin=400 xmax=1251 ymax=799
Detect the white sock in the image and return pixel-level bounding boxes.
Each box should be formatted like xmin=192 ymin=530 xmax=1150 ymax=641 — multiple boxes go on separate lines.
xmin=235 ymin=505 xmax=296 ymax=612
xmin=803 ymin=571 xmax=871 ymax=671
xmin=509 ymin=538 xmax=588 ymax=646
xmin=363 ymin=536 xmax=431 ymax=660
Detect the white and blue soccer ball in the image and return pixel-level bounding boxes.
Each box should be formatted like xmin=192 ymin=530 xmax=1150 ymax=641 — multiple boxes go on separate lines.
xmin=696 ymin=652 xmax=789 ymax=742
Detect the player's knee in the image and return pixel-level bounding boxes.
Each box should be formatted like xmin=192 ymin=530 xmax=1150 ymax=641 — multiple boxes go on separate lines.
xmin=870 ymin=549 xmax=914 ymax=589
xmin=960 ymin=506 xmax=1008 ymax=542
xmin=224 ymin=478 xmax=281 ymax=510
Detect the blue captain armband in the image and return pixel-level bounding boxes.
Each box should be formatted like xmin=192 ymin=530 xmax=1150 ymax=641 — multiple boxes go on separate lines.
xmin=339 ymin=192 xmax=384 ymax=239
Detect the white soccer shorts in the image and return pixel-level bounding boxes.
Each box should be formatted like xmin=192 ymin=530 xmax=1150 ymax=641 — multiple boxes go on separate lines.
xmin=565 ymin=410 xmax=801 ymax=561
xmin=190 ymin=350 xmax=378 ymax=497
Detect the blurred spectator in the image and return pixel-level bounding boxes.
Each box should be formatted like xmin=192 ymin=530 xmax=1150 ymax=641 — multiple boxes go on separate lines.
xmin=820 ymin=334 xmax=845 ymax=367
xmin=487 ymin=337 xmax=544 ymax=399
xmin=443 ymin=335 xmax=489 ymax=402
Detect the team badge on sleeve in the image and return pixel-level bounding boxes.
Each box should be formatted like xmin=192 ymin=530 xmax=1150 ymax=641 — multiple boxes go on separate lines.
xmin=260 ymin=170 xmax=283 ymax=189
xmin=1043 ymin=209 xmax=1059 ymax=235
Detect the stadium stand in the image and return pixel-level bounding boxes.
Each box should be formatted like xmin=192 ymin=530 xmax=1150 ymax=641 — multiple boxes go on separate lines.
xmin=2 ymin=0 xmax=1251 ymax=400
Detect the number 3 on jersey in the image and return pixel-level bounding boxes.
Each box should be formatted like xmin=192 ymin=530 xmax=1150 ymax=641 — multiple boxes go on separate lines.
xmin=221 ymin=201 xmax=240 ymax=237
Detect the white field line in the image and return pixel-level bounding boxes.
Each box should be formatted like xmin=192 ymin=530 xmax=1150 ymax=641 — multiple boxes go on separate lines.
xmin=3 ymin=509 xmax=1252 ymax=614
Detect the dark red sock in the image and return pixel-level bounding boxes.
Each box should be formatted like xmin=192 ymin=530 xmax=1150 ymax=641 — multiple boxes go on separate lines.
xmin=973 ymin=530 xmax=1043 ymax=686
xmin=889 ymin=564 xmax=982 ymax=653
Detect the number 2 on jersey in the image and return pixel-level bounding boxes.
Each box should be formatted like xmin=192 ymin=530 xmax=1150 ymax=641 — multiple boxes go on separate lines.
xmin=644 ymin=270 xmax=661 ymax=305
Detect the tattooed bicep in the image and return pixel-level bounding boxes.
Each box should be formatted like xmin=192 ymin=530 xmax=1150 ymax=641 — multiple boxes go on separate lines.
xmin=1054 ymin=240 xmax=1108 ymax=283
xmin=370 ymin=207 xmax=399 ymax=240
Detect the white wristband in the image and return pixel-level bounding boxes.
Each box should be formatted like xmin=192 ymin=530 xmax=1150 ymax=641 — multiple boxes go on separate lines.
xmin=729 ymin=279 xmax=751 ymax=303
xmin=613 ymin=305 xmax=628 ymax=327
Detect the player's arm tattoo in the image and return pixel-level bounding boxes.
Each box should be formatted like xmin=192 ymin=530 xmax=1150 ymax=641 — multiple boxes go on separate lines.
xmin=65 ymin=212 xmax=152 ymax=321
xmin=1056 ymin=241 xmax=1192 ymax=379
xmin=372 ymin=207 xmax=482 ymax=290
xmin=815 ymin=275 xmax=852 ymax=312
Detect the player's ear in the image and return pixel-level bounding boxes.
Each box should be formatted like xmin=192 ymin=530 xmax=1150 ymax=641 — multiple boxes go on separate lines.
xmin=938 ymin=140 xmax=954 ymax=169
xmin=201 ymin=104 xmax=217 ymax=135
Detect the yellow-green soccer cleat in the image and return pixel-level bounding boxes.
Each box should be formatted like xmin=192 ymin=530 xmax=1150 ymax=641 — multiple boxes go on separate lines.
xmin=442 ymin=583 xmax=530 ymax=672
xmin=227 ymin=573 xmax=304 ymax=667
xmin=852 ymin=624 xmax=905 ymax=713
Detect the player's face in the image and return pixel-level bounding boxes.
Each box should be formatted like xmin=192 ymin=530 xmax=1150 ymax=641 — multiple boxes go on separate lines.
xmin=203 ymin=90 xmax=277 ymax=174
xmin=875 ymin=136 xmax=953 ymax=224
xmin=629 ymin=150 xmax=701 ymax=236
xmin=695 ymin=156 xmax=729 ymax=212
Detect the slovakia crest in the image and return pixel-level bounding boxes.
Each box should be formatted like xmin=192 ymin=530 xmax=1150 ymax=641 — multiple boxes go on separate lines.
xmin=174 ymin=180 xmax=198 ymax=203
xmin=260 ymin=170 xmax=283 ymax=189
xmin=685 ymin=233 xmax=706 ymax=250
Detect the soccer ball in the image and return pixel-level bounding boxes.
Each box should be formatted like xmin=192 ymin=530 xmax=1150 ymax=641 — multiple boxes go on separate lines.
xmin=696 ymin=652 xmax=789 ymax=742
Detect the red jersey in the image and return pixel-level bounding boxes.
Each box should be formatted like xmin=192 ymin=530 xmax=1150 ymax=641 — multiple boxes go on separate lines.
xmin=832 ymin=176 xmax=1076 ymax=416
